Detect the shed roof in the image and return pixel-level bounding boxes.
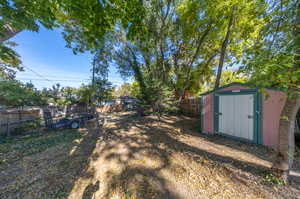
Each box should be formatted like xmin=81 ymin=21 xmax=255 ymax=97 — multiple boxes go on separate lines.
xmin=200 ymin=82 xmax=250 ymax=96
xmin=200 ymin=82 xmax=283 ymax=96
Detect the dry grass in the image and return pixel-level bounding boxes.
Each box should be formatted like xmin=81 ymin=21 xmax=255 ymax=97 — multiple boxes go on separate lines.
xmin=0 ymin=113 xmax=299 ymax=199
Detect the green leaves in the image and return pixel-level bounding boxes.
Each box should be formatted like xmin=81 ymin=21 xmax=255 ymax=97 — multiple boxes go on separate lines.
xmin=0 ymin=80 xmax=47 ymax=107
xmin=56 ymin=0 xmax=146 ymax=53
xmin=240 ymin=0 xmax=299 ymax=92
xmin=0 ymin=0 xmax=147 ymax=80
xmin=0 ymin=43 xmax=23 ymax=79
xmin=2 ymin=0 xmax=298 ymax=107
xmin=113 ymin=83 xmax=134 ymax=97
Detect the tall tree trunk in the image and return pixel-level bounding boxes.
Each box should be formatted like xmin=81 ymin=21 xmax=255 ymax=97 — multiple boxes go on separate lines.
xmin=177 ymin=23 xmax=213 ymax=103
xmin=273 ymin=97 xmax=300 ymax=181
xmin=272 ymin=0 xmax=300 ymax=182
xmin=214 ymin=5 xmax=236 ymax=89
xmin=0 ymin=24 xmax=21 ymax=43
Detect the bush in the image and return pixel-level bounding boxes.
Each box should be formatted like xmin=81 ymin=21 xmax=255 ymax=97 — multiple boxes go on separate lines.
xmin=11 ymin=119 xmax=41 ymax=136
xmin=262 ymin=171 xmax=287 ymax=185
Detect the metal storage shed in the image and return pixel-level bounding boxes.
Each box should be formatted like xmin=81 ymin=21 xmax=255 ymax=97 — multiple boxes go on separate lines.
xmin=200 ymin=82 xmax=287 ymax=149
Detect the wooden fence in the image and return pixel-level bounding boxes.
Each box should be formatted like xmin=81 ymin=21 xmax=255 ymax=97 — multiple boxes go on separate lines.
xmin=0 ymin=108 xmax=41 ymax=136
xmin=0 ymin=105 xmax=95 ymax=136
xmin=180 ymin=97 xmax=201 ymax=117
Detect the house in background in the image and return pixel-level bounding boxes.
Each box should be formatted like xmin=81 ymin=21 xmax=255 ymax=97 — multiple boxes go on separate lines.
xmin=116 ymin=96 xmax=140 ymax=105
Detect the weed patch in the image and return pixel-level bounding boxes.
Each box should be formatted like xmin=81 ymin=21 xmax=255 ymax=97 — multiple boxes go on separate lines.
xmin=0 ymin=129 xmax=83 ymax=168
xmin=262 ymin=170 xmax=287 ymax=185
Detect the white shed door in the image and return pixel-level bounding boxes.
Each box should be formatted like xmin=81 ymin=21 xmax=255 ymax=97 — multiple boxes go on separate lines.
xmin=218 ymin=94 xmax=254 ymax=141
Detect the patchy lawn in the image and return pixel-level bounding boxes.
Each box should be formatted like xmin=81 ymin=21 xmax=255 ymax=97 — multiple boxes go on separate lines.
xmin=0 ymin=113 xmax=299 ymax=199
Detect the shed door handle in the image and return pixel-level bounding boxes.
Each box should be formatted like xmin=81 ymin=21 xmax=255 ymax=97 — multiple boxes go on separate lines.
xmin=248 ymin=115 xmax=253 ymax=119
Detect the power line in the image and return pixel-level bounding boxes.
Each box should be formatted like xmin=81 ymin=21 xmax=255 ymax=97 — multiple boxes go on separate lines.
xmin=18 ymin=76 xmax=91 ymax=80
xmin=19 ymin=65 xmax=124 ymax=81
xmin=18 ymin=78 xmax=90 ymax=82
xmin=17 ymin=74 xmax=91 ymax=79
xmin=21 ymin=64 xmax=54 ymax=83
xmin=18 ymin=74 xmax=125 ymax=81
xmin=17 ymin=75 xmax=91 ymax=81
xmin=17 ymin=78 xmax=124 ymax=84
xmin=13 ymin=64 xmax=127 ymax=86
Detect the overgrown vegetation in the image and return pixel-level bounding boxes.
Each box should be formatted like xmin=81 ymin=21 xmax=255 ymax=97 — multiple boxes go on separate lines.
xmin=0 ymin=129 xmax=82 ymax=168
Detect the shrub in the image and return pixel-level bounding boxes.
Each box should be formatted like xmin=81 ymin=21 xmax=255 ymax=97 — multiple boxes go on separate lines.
xmin=262 ymin=171 xmax=287 ymax=185
xmin=11 ymin=118 xmax=41 ymax=136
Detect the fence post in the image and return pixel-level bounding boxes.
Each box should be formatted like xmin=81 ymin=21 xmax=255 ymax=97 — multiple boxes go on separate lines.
xmin=6 ymin=117 xmax=10 ymax=137
xmin=18 ymin=109 xmax=22 ymax=121
xmin=0 ymin=115 xmax=2 ymax=136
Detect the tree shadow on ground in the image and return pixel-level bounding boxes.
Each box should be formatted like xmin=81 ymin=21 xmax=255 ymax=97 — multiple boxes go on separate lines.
xmin=6 ymin=113 xmax=297 ymax=198
xmin=0 ymin=118 xmax=102 ymax=199
xmin=82 ymin=180 xmax=100 ymax=199
xmin=159 ymin=115 xmax=275 ymax=162
xmin=163 ymin=115 xmax=300 ymax=184
xmin=97 ymin=113 xmax=300 ymax=199
xmin=98 ymin=114 xmax=179 ymax=198
xmin=0 ymin=118 xmax=104 ymax=199
xmin=53 ymin=119 xmax=103 ymax=198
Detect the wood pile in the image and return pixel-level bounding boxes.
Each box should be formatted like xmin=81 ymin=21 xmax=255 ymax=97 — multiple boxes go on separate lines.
xmin=96 ymin=104 xmax=124 ymax=113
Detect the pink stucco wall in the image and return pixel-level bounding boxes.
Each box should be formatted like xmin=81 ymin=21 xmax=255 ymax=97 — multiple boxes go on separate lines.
xmin=222 ymin=85 xmax=250 ymax=91
xmin=202 ymin=94 xmax=214 ymax=133
xmin=262 ymin=90 xmax=287 ymax=149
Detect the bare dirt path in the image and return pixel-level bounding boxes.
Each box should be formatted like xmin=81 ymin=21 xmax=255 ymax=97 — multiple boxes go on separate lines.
xmin=0 ymin=112 xmax=300 ymax=199
xmin=67 ymin=112 xmax=300 ymax=199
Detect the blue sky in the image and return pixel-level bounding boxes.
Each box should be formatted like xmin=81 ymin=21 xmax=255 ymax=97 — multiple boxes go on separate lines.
xmin=11 ymin=27 xmax=126 ymax=89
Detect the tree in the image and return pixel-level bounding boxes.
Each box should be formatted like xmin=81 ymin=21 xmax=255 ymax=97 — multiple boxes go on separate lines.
xmin=57 ymin=86 xmax=77 ymax=106
xmin=74 ymin=81 xmax=113 ymax=106
xmin=272 ymin=0 xmax=300 ymax=181
xmin=214 ymin=5 xmax=236 ymax=89
xmin=0 ymin=0 xmax=146 ymax=82
xmin=0 ymin=0 xmax=58 ymax=78
xmin=40 ymin=83 xmax=78 ymax=106
xmin=93 ymin=78 xmax=114 ymax=105
xmin=46 ymin=83 xmax=62 ymax=105
xmin=177 ymin=0 xmax=266 ymax=93
xmin=130 ymin=81 xmax=142 ymax=99
xmin=90 ymin=0 xmax=267 ymax=111
xmin=0 ymin=0 xmax=146 ymax=44
xmin=76 ymin=84 xmax=94 ymax=105
xmin=241 ymin=0 xmax=300 ymax=181
xmin=0 ymin=42 xmax=23 ymax=79
xmin=187 ymin=69 xmax=248 ymax=95
xmin=0 ymin=80 xmax=47 ymax=107
xmin=113 ymin=83 xmax=133 ymax=97
xmin=91 ymin=0 xmax=215 ymax=105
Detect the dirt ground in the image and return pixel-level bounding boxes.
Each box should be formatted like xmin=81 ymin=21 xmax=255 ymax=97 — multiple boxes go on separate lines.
xmin=0 ymin=112 xmax=300 ymax=199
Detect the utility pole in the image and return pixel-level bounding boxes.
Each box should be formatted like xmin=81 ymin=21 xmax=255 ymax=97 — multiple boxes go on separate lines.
xmin=90 ymin=55 xmax=96 ymax=107
xmin=92 ymin=57 xmax=95 ymax=87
